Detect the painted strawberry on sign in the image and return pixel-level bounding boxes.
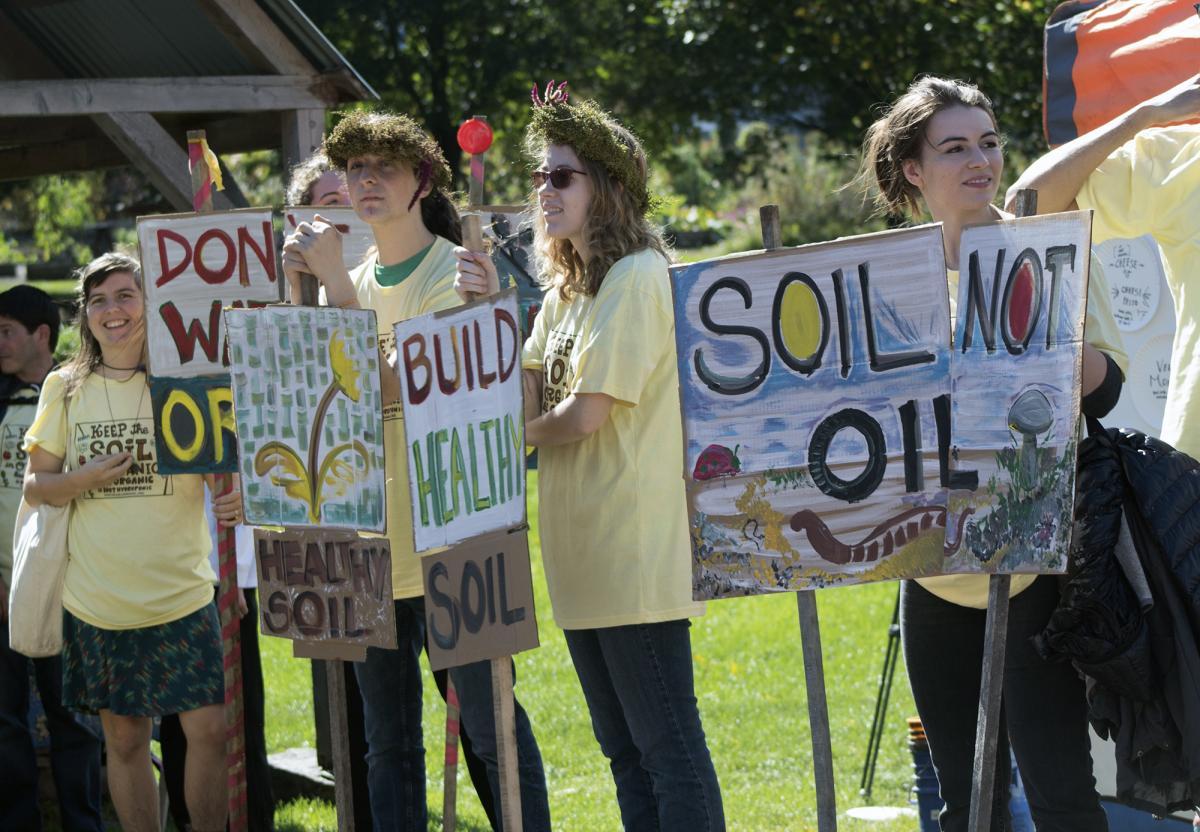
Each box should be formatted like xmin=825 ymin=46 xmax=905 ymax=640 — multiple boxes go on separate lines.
xmin=693 ymin=444 xmax=742 ymax=481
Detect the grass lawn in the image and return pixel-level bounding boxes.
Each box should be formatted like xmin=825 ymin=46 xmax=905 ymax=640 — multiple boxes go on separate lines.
xmin=265 ymin=471 xmax=921 ymax=831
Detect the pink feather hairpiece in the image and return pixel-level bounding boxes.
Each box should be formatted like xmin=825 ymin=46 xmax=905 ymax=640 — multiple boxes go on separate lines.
xmin=531 ymin=80 xmax=569 ymax=108
xmin=408 ymin=158 xmax=433 ymax=210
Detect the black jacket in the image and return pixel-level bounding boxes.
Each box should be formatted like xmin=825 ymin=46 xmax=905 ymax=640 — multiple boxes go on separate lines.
xmin=1035 ymin=426 xmax=1200 ymax=815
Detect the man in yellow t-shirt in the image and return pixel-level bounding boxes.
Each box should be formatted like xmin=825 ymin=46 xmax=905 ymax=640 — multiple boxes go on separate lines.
xmin=1009 ymin=73 xmax=1200 ymax=459
xmin=0 ymin=286 xmax=103 ymax=831
xmin=282 ymin=112 xmax=549 ymax=829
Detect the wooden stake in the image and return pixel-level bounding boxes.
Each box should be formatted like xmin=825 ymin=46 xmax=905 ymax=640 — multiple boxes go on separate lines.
xmin=442 ymin=679 xmax=461 ymax=832
xmin=188 ymin=129 xmax=249 ymax=832
xmin=491 ymin=657 xmax=522 ymax=832
xmin=758 ymin=204 xmax=838 ymax=831
xmin=967 ymin=188 xmax=1035 ymax=832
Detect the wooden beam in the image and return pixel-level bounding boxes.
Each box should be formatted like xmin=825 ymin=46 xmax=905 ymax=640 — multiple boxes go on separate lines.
xmin=91 ymin=112 xmax=235 ymax=212
xmin=0 ymin=134 xmax=123 ymax=180
xmin=0 ymin=76 xmax=336 ymax=116
xmin=197 ymin=0 xmax=315 ymax=76
xmin=281 ymin=108 xmax=325 ymax=174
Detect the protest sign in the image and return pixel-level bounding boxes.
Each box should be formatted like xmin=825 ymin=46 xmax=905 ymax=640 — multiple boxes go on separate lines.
xmin=422 ymin=528 xmax=539 ymax=672
xmin=254 ymin=527 xmax=396 ymax=649
xmin=138 ymin=208 xmax=282 ymax=473
xmin=392 ymin=289 xmax=526 ymax=552
xmin=226 ymin=305 xmax=386 ymax=531
xmin=946 ymin=211 xmax=1092 ymax=571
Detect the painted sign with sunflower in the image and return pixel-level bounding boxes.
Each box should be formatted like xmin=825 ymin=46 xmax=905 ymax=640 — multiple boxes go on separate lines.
xmin=225 ymin=305 xmax=386 ymax=531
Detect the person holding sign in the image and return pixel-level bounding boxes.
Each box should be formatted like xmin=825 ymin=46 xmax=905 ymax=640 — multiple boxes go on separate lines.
xmin=21 ymin=252 xmax=243 ymax=832
xmin=456 ymin=82 xmax=725 ymax=831
xmin=853 ymin=76 xmax=1127 ymax=832
xmin=282 ymin=112 xmax=550 ymax=831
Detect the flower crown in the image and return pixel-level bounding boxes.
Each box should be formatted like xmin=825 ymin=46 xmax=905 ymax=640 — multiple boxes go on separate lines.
xmin=525 ymin=81 xmax=655 ymax=214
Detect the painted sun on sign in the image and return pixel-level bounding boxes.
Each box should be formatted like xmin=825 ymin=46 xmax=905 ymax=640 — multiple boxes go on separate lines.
xmin=226 ymin=306 xmax=386 ymax=531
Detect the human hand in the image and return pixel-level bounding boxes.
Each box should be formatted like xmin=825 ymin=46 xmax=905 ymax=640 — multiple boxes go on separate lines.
xmin=75 ymin=453 xmax=133 ymax=491
xmin=282 ymin=216 xmax=355 ymax=306
xmin=211 ymin=479 xmax=243 ymax=527
xmin=236 ymin=590 xmax=249 ymax=619
xmin=453 ymin=247 xmax=500 ymax=302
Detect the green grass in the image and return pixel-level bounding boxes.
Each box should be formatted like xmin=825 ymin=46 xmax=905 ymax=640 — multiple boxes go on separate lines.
xmin=263 ymin=471 xmax=920 ymax=830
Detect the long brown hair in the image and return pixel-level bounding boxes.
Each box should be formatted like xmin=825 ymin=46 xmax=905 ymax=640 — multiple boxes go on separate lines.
xmin=530 ymin=122 xmax=668 ymax=302
xmin=852 ymin=76 xmax=998 ymax=219
xmin=62 ymin=252 xmax=143 ymax=394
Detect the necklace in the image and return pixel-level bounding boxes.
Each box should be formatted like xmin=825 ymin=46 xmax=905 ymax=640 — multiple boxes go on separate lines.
xmin=100 ymin=368 xmax=149 ymax=433
xmin=101 ymin=360 xmax=146 ymax=372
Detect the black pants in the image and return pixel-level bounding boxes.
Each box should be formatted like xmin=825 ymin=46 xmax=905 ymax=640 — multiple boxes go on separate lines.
xmin=161 ymin=588 xmax=276 ymax=832
xmin=900 ymin=577 xmax=1107 ymax=832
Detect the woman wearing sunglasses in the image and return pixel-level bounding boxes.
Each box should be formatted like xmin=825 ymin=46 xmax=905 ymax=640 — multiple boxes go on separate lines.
xmin=853 ymin=76 xmax=1127 ymax=832
xmin=456 ymin=82 xmax=725 ymax=831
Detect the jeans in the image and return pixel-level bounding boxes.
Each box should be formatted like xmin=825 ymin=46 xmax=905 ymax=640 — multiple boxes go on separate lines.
xmin=564 ymin=620 xmax=725 ymax=832
xmin=354 ymin=596 xmax=551 ymax=831
xmin=901 ymin=577 xmax=1108 ymax=832
xmin=0 ymin=624 xmax=103 ymax=832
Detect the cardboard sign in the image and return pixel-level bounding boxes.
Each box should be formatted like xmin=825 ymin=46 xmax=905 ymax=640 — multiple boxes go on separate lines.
xmin=947 ymin=212 xmax=1092 ymax=572
xmin=1094 ymin=235 xmax=1174 ymax=436
xmin=283 ymin=206 xmax=375 ymax=274
xmin=139 ymin=209 xmax=282 ymax=378
xmin=254 ymin=527 xmax=396 ymax=649
xmin=422 ymin=528 xmax=538 ymax=671
xmin=137 ymin=209 xmax=282 ymax=474
xmin=479 ymin=206 xmax=543 ymax=338
xmin=226 ymin=305 xmax=386 ymax=531
xmin=674 ymin=225 xmax=952 ymax=598
xmin=392 ymin=289 xmax=526 ymax=552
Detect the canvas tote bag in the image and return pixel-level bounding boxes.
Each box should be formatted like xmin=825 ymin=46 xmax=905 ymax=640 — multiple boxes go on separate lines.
xmin=8 ymin=395 xmax=70 ymax=658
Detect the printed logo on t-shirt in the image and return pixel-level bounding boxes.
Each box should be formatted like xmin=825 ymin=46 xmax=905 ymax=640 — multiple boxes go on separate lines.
xmin=0 ymin=422 xmax=29 ymax=489
xmin=543 ymin=327 xmax=577 ymax=411
xmin=74 ymin=418 xmax=173 ymax=498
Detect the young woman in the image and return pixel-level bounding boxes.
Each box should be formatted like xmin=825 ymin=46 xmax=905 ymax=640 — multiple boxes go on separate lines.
xmin=22 ymin=252 xmax=242 ymax=832
xmin=286 ymin=151 xmax=350 ymax=207
xmin=456 ymin=83 xmax=725 ymax=831
xmin=282 ymin=111 xmax=549 ymax=832
xmin=854 ymin=76 xmax=1127 ymax=832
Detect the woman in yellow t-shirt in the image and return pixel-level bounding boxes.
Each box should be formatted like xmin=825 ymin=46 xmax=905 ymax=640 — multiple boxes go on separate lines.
xmin=22 ymin=252 xmax=242 ymax=832
xmin=456 ymin=83 xmax=725 ymax=830
xmin=853 ymin=77 xmax=1127 ymax=832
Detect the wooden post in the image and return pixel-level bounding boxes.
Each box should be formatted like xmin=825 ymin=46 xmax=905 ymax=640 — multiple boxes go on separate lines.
xmin=966 ymin=188 xmax=1036 ymax=832
xmin=759 ymin=204 xmax=838 ymax=831
xmin=442 ymin=679 xmax=461 ymax=832
xmin=491 ymin=658 xmax=522 ymax=832
xmin=187 ymin=129 xmax=248 ymax=832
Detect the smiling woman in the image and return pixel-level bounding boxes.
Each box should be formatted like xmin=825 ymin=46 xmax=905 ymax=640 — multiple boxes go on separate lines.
xmin=20 ymin=252 xmax=242 ymax=832
xmin=853 ymin=76 xmax=1127 ymax=832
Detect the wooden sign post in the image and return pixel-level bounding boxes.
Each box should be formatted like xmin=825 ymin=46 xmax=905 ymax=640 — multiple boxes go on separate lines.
xmin=393 ymin=288 xmax=537 ymax=832
xmin=966 ymin=189 xmax=1035 ymax=832
xmin=185 ymin=129 xmax=248 ymax=832
xmin=760 ymin=205 xmax=838 ymax=831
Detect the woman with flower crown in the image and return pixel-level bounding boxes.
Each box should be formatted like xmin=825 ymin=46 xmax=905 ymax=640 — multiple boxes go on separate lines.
xmin=457 ymin=82 xmax=726 ymax=830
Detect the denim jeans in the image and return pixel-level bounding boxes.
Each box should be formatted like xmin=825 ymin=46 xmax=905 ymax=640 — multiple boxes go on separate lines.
xmin=901 ymin=577 xmax=1108 ymax=832
xmin=355 ymin=596 xmax=551 ymax=831
xmin=0 ymin=624 xmax=103 ymax=832
xmin=564 ymin=619 xmax=725 ymax=832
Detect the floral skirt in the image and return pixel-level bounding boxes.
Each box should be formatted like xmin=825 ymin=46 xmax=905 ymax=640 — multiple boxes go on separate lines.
xmin=62 ymin=602 xmax=224 ymax=716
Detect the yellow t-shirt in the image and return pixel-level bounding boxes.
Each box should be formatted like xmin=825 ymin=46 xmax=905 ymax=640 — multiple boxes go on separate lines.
xmin=23 ymin=370 xmax=214 ymax=629
xmin=1077 ymin=125 xmax=1200 ymax=460
xmin=522 ymin=248 xmax=704 ymax=629
xmin=1 ymin=379 xmax=41 ymax=584
xmin=920 ymin=256 xmax=1128 ymax=608
xmin=351 ymin=236 xmax=460 ymax=598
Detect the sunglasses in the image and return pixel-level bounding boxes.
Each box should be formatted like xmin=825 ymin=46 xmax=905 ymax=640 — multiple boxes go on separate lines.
xmin=531 ymin=167 xmax=588 ymax=190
